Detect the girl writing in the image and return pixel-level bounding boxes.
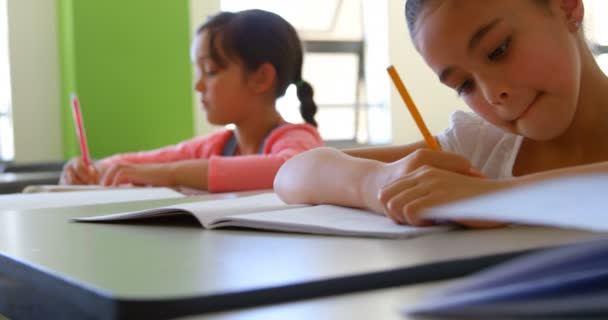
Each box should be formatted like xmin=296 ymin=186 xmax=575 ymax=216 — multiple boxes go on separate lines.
xmin=61 ymin=9 xmax=323 ymax=192
xmin=275 ymin=0 xmax=608 ymax=226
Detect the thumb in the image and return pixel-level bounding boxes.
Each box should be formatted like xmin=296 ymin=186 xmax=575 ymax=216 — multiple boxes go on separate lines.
xmin=467 ymin=167 xmax=487 ymax=178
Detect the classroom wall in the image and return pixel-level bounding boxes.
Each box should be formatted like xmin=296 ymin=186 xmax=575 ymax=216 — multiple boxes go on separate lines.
xmin=7 ymin=0 xmax=462 ymax=162
xmin=6 ymin=0 xmax=220 ymax=163
xmin=57 ymin=0 xmax=196 ymax=160
xmin=7 ymin=0 xmax=63 ymax=163
xmin=387 ymin=0 xmax=466 ymax=145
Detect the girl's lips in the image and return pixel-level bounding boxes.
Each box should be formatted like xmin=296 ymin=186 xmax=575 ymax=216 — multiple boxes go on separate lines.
xmin=515 ymin=93 xmax=542 ymax=121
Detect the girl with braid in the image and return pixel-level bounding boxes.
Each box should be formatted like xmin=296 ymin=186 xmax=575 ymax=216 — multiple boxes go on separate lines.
xmin=61 ymin=9 xmax=322 ymax=192
xmin=275 ymin=0 xmax=608 ymax=227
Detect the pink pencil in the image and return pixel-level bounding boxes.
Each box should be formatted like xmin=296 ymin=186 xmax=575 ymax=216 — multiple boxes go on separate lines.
xmin=71 ymin=94 xmax=92 ymax=167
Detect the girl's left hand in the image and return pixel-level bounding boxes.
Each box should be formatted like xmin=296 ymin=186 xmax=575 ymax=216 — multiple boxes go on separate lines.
xmin=100 ymin=163 xmax=174 ymax=187
xmin=378 ymin=166 xmax=511 ymax=227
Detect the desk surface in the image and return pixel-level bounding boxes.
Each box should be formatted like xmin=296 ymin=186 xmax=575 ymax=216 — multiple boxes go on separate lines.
xmin=0 ymin=195 xmax=605 ymax=319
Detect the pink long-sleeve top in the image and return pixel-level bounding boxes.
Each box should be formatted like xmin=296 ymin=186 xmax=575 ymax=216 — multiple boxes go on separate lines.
xmin=99 ymin=123 xmax=323 ymax=192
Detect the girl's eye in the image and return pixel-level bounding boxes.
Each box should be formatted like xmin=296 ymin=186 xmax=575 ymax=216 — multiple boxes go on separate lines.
xmin=488 ymin=37 xmax=511 ymax=61
xmin=457 ymin=79 xmax=474 ymax=96
xmin=204 ymin=69 xmax=217 ymax=76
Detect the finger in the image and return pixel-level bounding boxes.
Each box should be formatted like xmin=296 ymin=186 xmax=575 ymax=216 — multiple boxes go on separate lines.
xmin=108 ymin=167 xmax=136 ymax=186
xmin=100 ymin=165 xmax=120 ymax=186
xmin=112 ymin=170 xmax=132 ymax=186
xmin=467 ymin=167 xmax=486 ymax=178
xmin=379 ymin=179 xmax=426 ymax=224
xmin=64 ymin=166 xmax=84 ymax=185
xmin=378 ymin=177 xmax=417 ymax=211
xmin=59 ymin=168 xmax=71 ymax=185
xmin=107 ymin=170 xmax=123 ymax=186
xmin=73 ymin=159 xmax=96 ymax=184
xmin=388 ymin=187 xmax=432 ymax=226
xmin=87 ymin=165 xmax=100 ymax=183
xmin=405 ymin=149 xmax=476 ymax=175
xmin=401 ymin=194 xmax=438 ymax=226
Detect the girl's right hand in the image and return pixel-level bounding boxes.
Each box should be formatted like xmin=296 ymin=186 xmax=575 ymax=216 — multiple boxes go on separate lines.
xmin=361 ymin=149 xmax=483 ymax=219
xmin=59 ymin=158 xmax=101 ymax=185
xmin=360 ymin=148 xmax=483 ymax=212
xmin=365 ymin=149 xmax=505 ymax=229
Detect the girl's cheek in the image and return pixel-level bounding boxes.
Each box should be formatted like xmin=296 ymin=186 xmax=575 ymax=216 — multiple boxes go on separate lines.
xmin=468 ymin=98 xmax=500 ymax=124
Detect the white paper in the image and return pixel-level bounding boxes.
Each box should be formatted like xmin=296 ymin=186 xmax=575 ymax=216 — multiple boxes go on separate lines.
xmin=423 ymin=174 xmax=608 ymax=232
xmin=216 ymin=205 xmax=450 ymax=238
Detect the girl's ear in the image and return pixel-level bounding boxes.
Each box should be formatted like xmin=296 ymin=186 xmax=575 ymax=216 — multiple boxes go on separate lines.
xmin=248 ymin=63 xmax=277 ymax=95
xmin=560 ymin=0 xmax=584 ymax=32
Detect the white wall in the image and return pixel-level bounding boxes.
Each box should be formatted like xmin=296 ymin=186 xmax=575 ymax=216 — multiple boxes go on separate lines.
xmin=387 ymin=0 xmax=465 ymax=145
xmin=5 ymin=0 xmax=463 ymax=164
xmin=7 ymin=0 xmax=62 ymax=163
xmin=5 ymin=0 xmax=221 ymax=165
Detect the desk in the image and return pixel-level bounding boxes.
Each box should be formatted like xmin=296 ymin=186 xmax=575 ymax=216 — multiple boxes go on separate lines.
xmin=0 ymin=171 xmax=61 ymax=194
xmin=192 ymin=280 xmax=452 ymax=320
xmin=0 ymin=196 xmax=605 ymax=319
xmin=194 ymin=280 xmax=599 ymax=320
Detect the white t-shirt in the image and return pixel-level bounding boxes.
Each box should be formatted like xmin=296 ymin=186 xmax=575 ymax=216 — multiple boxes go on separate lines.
xmin=436 ymin=111 xmax=523 ymax=179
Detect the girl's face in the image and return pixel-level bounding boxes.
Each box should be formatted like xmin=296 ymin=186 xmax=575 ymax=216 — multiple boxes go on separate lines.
xmin=414 ymin=0 xmax=583 ymax=141
xmin=191 ymin=31 xmax=254 ymax=126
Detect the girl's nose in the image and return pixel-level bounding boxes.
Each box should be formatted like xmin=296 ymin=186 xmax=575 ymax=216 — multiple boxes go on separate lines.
xmin=194 ymin=77 xmax=206 ymax=93
xmin=479 ymin=77 xmax=511 ymax=106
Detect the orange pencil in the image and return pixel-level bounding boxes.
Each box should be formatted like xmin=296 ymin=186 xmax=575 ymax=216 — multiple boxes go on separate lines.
xmin=386 ymin=65 xmax=441 ymax=151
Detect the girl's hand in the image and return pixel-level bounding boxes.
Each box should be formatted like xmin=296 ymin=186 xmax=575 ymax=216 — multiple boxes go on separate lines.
xmin=378 ymin=166 xmax=509 ymax=227
xmin=59 ymin=158 xmax=100 ymax=185
xmin=99 ymin=163 xmax=174 ymax=187
xmin=361 ymin=149 xmax=481 ymax=213
xmin=358 ymin=149 xmax=506 ymax=228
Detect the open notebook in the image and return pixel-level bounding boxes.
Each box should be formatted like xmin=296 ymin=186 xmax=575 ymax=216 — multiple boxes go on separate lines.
xmin=2 ymin=187 xmax=184 ymax=210
xmin=406 ymin=237 xmax=608 ymax=317
xmin=75 ymin=193 xmax=450 ymax=238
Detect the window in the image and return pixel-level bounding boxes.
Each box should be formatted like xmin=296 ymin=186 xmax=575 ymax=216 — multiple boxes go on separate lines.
xmin=585 ymin=0 xmax=608 ymax=75
xmin=220 ymin=0 xmax=389 ymax=145
xmin=0 ymin=0 xmax=13 ymax=161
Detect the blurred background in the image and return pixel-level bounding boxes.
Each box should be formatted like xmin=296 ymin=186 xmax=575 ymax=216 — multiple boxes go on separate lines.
xmin=0 ymin=0 xmax=607 ymax=165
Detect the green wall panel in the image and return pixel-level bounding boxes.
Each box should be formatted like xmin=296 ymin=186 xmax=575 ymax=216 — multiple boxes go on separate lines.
xmin=58 ymin=0 xmax=193 ymax=159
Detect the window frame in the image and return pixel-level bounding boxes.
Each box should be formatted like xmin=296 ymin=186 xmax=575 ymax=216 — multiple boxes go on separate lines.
xmin=0 ymin=0 xmax=13 ymax=162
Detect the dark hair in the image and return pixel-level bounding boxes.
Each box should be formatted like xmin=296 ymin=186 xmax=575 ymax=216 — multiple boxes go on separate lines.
xmin=197 ymin=10 xmax=318 ymax=127
xmin=405 ymin=0 xmax=550 ymax=38
xmin=404 ymin=0 xmax=426 ymax=37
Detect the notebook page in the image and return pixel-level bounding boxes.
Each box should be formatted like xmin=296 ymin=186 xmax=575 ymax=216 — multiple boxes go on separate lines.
xmin=212 ymin=204 xmax=450 ymax=238
xmin=76 ymin=193 xmax=308 ymax=227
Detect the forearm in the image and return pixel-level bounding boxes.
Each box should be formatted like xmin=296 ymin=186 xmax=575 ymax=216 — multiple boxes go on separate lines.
xmin=168 ymin=159 xmax=209 ymax=190
xmin=274 ymin=147 xmax=385 ymax=211
xmin=508 ymin=161 xmax=608 ymax=187
xmin=344 ymin=141 xmax=428 ymax=163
